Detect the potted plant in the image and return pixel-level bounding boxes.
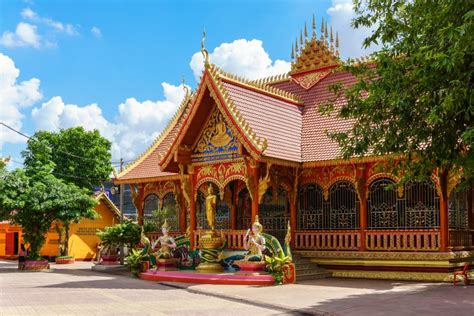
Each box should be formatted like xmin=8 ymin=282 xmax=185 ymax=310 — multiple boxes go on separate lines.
xmin=126 ymin=249 xmax=147 ymax=277
xmin=97 ymin=220 xmax=141 ymax=264
xmin=265 ymin=252 xmax=292 ymax=285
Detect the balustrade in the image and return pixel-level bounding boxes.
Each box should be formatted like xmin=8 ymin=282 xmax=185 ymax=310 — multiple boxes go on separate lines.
xmin=449 ymin=230 xmax=474 ymax=248
xmin=295 ymin=231 xmax=361 ymax=250
xmin=365 ymin=230 xmax=440 ymax=251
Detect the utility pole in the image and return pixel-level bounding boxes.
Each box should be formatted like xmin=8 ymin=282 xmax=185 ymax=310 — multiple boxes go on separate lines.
xmin=119 ymin=158 xmax=124 ymax=265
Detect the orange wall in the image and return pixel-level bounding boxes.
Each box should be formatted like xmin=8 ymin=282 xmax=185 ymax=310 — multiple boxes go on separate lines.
xmin=0 ymin=201 xmax=118 ymax=260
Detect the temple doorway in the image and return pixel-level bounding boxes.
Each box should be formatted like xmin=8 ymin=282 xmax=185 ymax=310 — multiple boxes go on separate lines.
xmin=259 ymin=186 xmax=290 ymax=242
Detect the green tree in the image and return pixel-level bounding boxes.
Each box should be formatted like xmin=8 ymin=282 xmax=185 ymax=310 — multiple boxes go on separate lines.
xmin=0 ymin=164 xmax=96 ymax=259
xmin=325 ymin=0 xmax=473 ymax=190
xmin=23 ymin=127 xmax=113 ymax=190
xmin=21 ymin=127 xmax=112 ymax=256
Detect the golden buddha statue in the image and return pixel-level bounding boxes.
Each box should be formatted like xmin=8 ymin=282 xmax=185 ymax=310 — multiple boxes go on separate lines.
xmin=243 ymin=215 xmax=266 ymax=261
xmin=152 ymin=219 xmax=177 ymax=259
xmin=205 ymin=185 xmax=217 ymax=230
xmin=210 ymin=121 xmax=231 ymax=147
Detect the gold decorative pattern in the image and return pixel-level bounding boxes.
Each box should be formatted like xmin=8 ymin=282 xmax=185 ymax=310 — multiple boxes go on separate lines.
xmin=292 ymin=70 xmax=331 ymax=90
xmin=329 ymin=270 xmax=456 ymax=282
xmin=296 ymin=250 xmax=474 ymax=260
xmin=257 ymin=163 xmax=272 ymax=203
xmin=250 ymin=73 xmax=291 ymax=86
xmin=291 ymin=37 xmax=339 ymax=75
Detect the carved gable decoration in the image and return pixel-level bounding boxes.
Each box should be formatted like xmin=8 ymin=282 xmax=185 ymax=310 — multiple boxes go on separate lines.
xmin=192 ymin=108 xmax=239 ymax=162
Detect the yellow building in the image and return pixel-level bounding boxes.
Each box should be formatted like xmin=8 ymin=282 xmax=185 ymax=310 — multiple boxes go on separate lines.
xmin=0 ymin=192 xmax=120 ymax=260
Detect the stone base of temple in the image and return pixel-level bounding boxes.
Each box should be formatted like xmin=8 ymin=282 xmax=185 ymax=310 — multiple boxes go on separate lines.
xmin=297 ymin=250 xmax=474 ymax=282
xmin=195 ymin=262 xmax=224 ymax=273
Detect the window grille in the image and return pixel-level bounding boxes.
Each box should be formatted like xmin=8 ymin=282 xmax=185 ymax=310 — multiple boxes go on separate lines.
xmin=237 ymin=188 xmax=251 ymax=229
xmin=367 ymin=178 xmax=398 ymax=228
xmin=259 ymin=187 xmax=290 ymax=241
xmin=297 ymin=183 xmax=324 ymax=229
xmin=448 ymin=187 xmax=469 ymax=229
xmin=143 ymin=194 xmax=159 ymax=217
xmin=162 ymin=192 xmax=178 ymax=230
xmin=329 ymin=181 xmax=360 ymax=229
xmin=403 ymin=180 xmax=439 ymax=228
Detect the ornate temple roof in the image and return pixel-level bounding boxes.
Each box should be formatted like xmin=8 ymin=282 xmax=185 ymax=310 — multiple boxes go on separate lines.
xmin=115 ymin=17 xmax=357 ymax=183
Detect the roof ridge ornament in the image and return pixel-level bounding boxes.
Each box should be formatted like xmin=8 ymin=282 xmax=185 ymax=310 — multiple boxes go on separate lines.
xmin=201 ymin=29 xmax=209 ymax=66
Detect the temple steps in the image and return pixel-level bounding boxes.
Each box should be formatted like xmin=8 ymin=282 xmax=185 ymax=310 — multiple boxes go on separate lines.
xmin=293 ymin=253 xmax=332 ymax=282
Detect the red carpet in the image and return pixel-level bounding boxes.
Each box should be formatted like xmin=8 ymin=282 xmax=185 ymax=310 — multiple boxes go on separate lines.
xmin=139 ymin=270 xmax=274 ymax=285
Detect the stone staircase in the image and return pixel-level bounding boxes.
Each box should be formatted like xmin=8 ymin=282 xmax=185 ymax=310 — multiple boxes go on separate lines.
xmin=292 ymin=253 xmax=332 ymax=282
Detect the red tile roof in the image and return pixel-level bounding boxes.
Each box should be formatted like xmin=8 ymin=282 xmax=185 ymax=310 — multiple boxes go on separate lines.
xmin=272 ymin=71 xmax=357 ymax=162
xmin=222 ymin=81 xmax=302 ymax=162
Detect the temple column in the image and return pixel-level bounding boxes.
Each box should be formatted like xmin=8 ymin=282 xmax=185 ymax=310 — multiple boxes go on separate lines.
xmin=251 ymin=163 xmax=260 ymax=222
xmin=290 ymin=168 xmax=299 ymax=248
xmin=439 ymin=169 xmax=450 ymax=251
xmin=188 ymin=167 xmax=197 ymax=249
xmin=135 ymin=185 xmax=145 ymax=226
xmin=180 ymin=188 xmax=186 ymax=233
xmin=468 ymin=184 xmax=473 ymax=245
xmin=356 ymin=165 xmax=367 ymax=251
xmin=230 ymin=184 xmax=237 ymax=230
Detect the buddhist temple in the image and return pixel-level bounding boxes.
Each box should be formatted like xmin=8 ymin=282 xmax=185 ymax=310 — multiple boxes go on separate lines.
xmin=115 ymin=17 xmax=473 ymax=281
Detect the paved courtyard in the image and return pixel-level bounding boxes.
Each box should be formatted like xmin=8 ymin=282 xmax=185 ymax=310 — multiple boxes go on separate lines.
xmin=0 ymin=260 xmax=473 ymax=315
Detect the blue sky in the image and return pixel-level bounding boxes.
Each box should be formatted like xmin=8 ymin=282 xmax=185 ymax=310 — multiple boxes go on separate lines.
xmin=0 ymin=0 xmax=373 ymax=168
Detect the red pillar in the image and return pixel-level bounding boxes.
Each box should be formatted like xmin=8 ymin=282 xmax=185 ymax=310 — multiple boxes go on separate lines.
xmin=290 ymin=199 xmax=297 ymax=248
xmin=439 ymin=170 xmax=449 ymax=251
xmin=180 ymin=188 xmax=186 ymax=233
xmin=230 ymin=184 xmax=237 ymax=230
xmin=251 ymin=163 xmax=260 ymax=222
xmin=137 ymin=185 xmax=145 ymax=226
xmin=189 ymin=173 xmax=197 ymax=249
xmin=357 ymin=165 xmax=368 ymax=251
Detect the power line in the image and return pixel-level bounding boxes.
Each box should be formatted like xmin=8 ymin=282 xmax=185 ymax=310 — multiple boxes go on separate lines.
xmin=0 ymin=122 xmax=129 ymax=164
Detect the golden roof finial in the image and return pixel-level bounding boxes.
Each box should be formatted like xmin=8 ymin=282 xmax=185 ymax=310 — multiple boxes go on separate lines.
xmin=336 ymin=31 xmax=340 ymax=56
xmin=312 ymin=14 xmax=317 ymax=39
xmin=320 ymin=17 xmax=325 ymax=40
xmin=325 ymin=21 xmax=329 ymax=45
xmin=304 ymin=22 xmax=308 ymax=39
xmin=182 ymin=75 xmax=190 ymax=97
xmin=295 ymin=37 xmax=299 ymax=53
xmin=291 ymin=43 xmax=295 ymax=60
xmin=201 ymin=29 xmax=209 ymax=65
xmin=330 ymin=26 xmax=334 ymax=51
xmin=300 ymin=30 xmax=304 ymax=46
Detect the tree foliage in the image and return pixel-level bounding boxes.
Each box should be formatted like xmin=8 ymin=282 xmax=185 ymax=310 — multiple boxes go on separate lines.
xmin=326 ymin=0 xmax=473 ymax=187
xmin=96 ymin=220 xmax=142 ymax=252
xmin=0 ymin=164 xmax=96 ymax=259
xmin=23 ymin=127 xmax=113 ymax=191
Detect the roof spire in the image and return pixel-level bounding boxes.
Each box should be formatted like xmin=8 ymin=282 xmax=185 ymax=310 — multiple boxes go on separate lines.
xmin=325 ymin=21 xmax=329 ymax=46
xmin=300 ymin=29 xmax=304 ymax=47
xmin=182 ymin=75 xmax=190 ymax=97
xmin=330 ymin=26 xmax=334 ymax=51
xmin=312 ymin=14 xmax=316 ymax=39
xmin=201 ymin=29 xmax=209 ymax=66
xmin=336 ymin=32 xmax=340 ymax=57
xmin=291 ymin=43 xmax=295 ymax=60
xmin=320 ymin=17 xmax=325 ymax=41
xmin=304 ymin=22 xmax=308 ymax=39
xmin=295 ymin=37 xmax=299 ymax=53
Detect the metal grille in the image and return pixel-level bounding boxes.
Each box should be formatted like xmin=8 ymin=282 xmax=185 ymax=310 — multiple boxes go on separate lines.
xmin=237 ymin=188 xmax=251 ymax=229
xmin=196 ymin=189 xmax=230 ymax=230
xmin=448 ymin=188 xmax=469 ymax=229
xmin=403 ymin=180 xmax=439 ymax=228
xmin=259 ymin=187 xmax=290 ymax=241
xmin=162 ymin=192 xmax=178 ymax=231
xmin=143 ymin=194 xmax=159 ymax=217
xmin=368 ymin=179 xmax=398 ymax=228
xmin=329 ymin=181 xmax=360 ymax=229
xmin=297 ymin=183 xmax=324 ymax=229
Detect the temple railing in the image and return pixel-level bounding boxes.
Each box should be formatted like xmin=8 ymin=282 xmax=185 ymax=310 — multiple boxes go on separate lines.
xmin=449 ymin=230 xmax=474 ymax=248
xmin=365 ymin=230 xmax=440 ymax=251
xmin=193 ymin=230 xmax=247 ymax=250
xmin=295 ymin=231 xmax=361 ymax=250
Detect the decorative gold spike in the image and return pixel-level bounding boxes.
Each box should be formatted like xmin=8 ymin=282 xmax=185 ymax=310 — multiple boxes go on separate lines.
xmin=320 ymin=17 xmax=325 ymax=40
xmin=330 ymin=26 xmax=334 ymax=51
xmin=336 ymin=32 xmax=340 ymax=56
xmin=201 ymin=29 xmax=209 ymax=65
xmin=312 ymin=14 xmax=316 ymax=39
xmin=300 ymin=30 xmax=304 ymax=46
xmin=325 ymin=21 xmax=328 ymax=45
xmin=295 ymin=38 xmax=299 ymax=53
xmin=304 ymin=22 xmax=308 ymax=38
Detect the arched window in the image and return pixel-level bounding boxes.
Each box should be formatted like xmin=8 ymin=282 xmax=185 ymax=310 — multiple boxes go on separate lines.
xmin=161 ymin=192 xmax=178 ymax=231
xmin=448 ymin=187 xmax=469 ymax=229
xmin=259 ymin=187 xmax=289 ymax=241
xmin=143 ymin=194 xmax=159 ymax=218
xmin=297 ymin=183 xmax=324 ymax=230
xmin=403 ymin=180 xmax=439 ymax=228
xmin=329 ymin=181 xmax=359 ymax=229
xmin=367 ymin=178 xmax=398 ymax=229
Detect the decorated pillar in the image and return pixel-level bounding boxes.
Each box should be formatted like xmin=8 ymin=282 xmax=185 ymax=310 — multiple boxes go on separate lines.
xmin=180 ymin=189 xmax=186 ymax=233
xmin=355 ymin=164 xmax=367 ymax=251
xmin=188 ymin=166 xmax=197 ymax=249
xmin=438 ymin=169 xmax=449 ymax=252
xmin=245 ymin=158 xmax=260 ymax=222
xmin=131 ymin=184 xmax=145 ymax=225
xmin=230 ymin=184 xmax=237 ymax=230
xmin=290 ymin=168 xmax=299 ymax=248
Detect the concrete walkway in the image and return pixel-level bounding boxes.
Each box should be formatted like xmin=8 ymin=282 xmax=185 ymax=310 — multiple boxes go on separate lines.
xmin=1 ymin=260 xmax=472 ymax=315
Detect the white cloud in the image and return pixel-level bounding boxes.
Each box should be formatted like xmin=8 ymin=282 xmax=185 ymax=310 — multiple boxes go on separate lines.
xmin=0 ymin=53 xmax=42 ymax=150
xmin=91 ymin=26 xmax=102 ymax=38
xmin=327 ymin=0 xmax=379 ymax=59
xmin=21 ymin=7 xmax=78 ymax=36
xmin=190 ymin=39 xmax=291 ymax=82
xmin=0 ymin=22 xmax=41 ymax=48
xmin=31 ymin=83 xmax=188 ymax=161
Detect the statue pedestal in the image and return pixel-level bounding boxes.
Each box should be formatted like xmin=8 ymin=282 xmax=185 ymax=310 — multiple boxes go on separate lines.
xmin=234 ymin=260 xmax=266 ymax=274
xmin=196 ymin=230 xmax=225 ymax=273
xmin=156 ymin=258 xmax=178 ymax=271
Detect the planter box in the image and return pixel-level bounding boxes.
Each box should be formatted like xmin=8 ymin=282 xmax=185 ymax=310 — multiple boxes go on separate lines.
xmin=101 ymin=254 xmax=119 ymax=265
xmin=55 ymin=257 xmax=75 ymax=264
xmin=24 ymin=260 xmax=50 ymax=271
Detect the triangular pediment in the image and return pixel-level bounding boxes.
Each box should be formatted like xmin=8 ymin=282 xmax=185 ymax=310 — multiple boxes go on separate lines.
xmin=191 ymin=107 xmax=239 ymax=162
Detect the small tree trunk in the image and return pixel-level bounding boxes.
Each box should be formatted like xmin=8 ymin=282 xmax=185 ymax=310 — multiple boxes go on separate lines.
xmin=64 ymin=222 xmax=70 ymax=256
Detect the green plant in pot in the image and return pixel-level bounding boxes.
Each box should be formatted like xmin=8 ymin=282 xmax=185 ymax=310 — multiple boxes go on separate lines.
xmin=265 ymin=251 xmax=291 ymax=285
xmin=127 ymin=249 xmax=146 ymax=277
